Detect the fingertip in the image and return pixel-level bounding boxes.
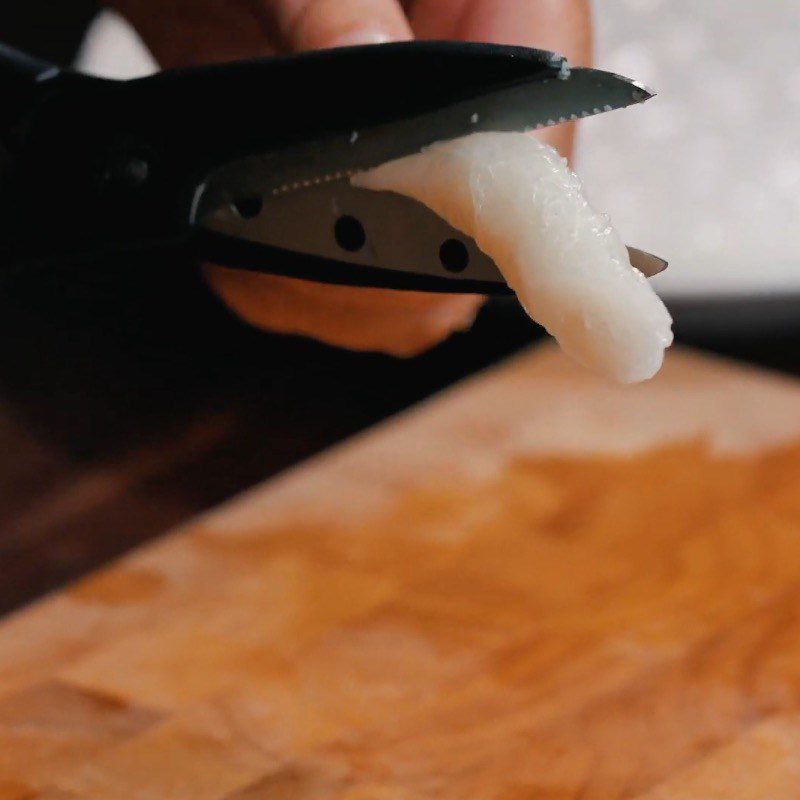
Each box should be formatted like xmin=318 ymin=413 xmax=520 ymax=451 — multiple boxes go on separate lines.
xmin=454 ymin=0 xmax=592 ymax=68
xmin=325 ymin=28 xmax=396 ymax=48
xmin=277 ymin=0 xmax=413 ymax=53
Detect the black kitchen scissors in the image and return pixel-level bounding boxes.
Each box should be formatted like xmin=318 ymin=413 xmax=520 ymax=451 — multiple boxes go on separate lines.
xmin=0 ymin=40 xmax=665 ymax=295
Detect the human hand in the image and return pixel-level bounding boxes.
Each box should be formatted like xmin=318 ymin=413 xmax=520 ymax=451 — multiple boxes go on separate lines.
xmin=110 ymin=0 xmax=591 ymax=356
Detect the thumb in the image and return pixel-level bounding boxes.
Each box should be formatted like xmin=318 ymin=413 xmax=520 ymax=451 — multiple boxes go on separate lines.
xmin=271 ymin=0 xmax=413 ymax=51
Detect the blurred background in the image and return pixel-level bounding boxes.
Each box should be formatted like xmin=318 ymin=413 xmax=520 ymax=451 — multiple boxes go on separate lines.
xmin=581 ymin=0 xmax=800 ymax=331
xmin=0 ymin=1 xmax=798 ymax=613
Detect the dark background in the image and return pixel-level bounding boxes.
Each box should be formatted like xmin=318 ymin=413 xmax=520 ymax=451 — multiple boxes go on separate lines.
xmin=1 ymin=1 xmax=99 ymax=64
xmin=1 ymin=2 xmax=798 ymax=615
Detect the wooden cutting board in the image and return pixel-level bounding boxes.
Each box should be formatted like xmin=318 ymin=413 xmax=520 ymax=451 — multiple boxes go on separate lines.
xmin=4 ymin=344 xmax=800 ymax=800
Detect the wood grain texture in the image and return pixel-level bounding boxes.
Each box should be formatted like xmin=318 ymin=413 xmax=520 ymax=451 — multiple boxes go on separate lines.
xmin=4 ymin=345 xmax=800 ymax=799
xmin=0 ymin=258 xmax=538 ymax=615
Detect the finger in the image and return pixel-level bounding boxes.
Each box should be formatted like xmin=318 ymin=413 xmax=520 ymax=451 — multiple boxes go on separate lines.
xmin=269 ymin=0 xmax=413 ymax=52
xmin=210 ymin=0 xmax=481 ymax=356
xmin=204 ymin=267 xmax=483 ymax=357
xmin=454 ymin=0 xmax=592 ymax=158
xmin=469 ymin=0 xmax=591 ymax=67
xmin=407 ymin=0 xmax=590 ymax=64
xmin=221 ymin=0 xmax=480 ymax=357
xmin=110 ymin=0 xmax=281 ymax=67
xmin=407 ymin=0 xmax=592 ymax=157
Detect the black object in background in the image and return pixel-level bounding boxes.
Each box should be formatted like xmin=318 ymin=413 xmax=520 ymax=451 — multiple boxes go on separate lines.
xmin=0 ymin=0 xmax=98 ymax=64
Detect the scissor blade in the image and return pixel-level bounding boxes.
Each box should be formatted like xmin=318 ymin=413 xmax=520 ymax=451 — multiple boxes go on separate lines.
xmin=449 ymin=65 xmax=653 ymax=138
xmin=197 ymin=179 xmax=666 ymax=293
xmin=628 ymin=247 xmax=668 ymax=278
xmin=331 ymin=66 xmax=653 ymax=172
xmin=196 ymin=66 xmax=652 ymax=209
xmin=199 ymin=180 xmax=509 ymax=292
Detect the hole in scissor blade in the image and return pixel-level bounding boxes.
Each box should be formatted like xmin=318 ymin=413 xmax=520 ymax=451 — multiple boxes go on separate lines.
xmin=334 ymin=216 xmax=366 ymax=252
xmin=232 ymin=196 xmax=263 ymax=219
xmin=439 ymin=239 xmax=469 ymax=273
